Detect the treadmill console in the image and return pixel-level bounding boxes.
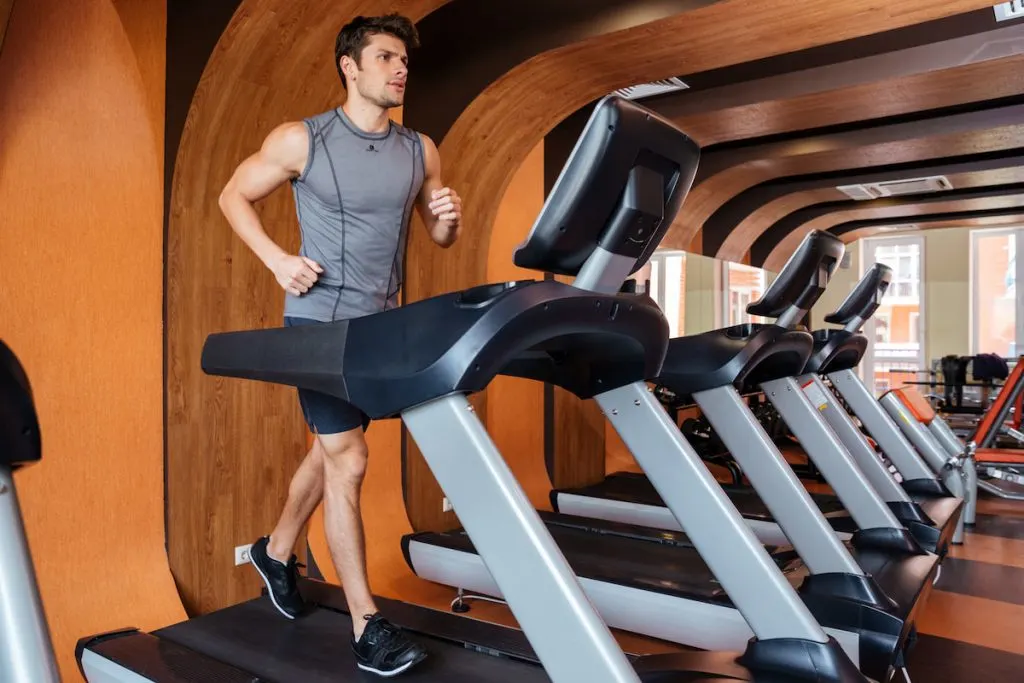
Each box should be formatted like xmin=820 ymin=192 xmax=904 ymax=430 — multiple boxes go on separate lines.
xmin=0 ymin=340 xmax=41 ymax=469
xmin=746 ymin=230 xmax=845 ymax=320
xmin=513 ymin=95 xmax=700 ymax=277
xmin=824 ymin=262 xmax=892 ymax=327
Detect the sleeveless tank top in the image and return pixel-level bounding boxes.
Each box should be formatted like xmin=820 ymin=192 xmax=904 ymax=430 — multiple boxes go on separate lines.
xmin=284 ymin=107 xmax=425 ymax=322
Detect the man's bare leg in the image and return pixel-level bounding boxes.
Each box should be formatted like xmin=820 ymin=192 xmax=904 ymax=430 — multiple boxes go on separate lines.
xmin=317 ymin=428 xmax=378 ymax=639
xmin=267 ymin=438 xmax=325 ymax=562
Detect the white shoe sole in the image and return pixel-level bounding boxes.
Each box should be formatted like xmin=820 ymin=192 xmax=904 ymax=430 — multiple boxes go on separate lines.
xmin=356 ymin=653 xmax=427 ymax=678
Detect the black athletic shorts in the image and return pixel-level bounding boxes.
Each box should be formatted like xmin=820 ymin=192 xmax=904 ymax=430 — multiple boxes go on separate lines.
xmin=284 ymin=316 xmax=371 ymax=435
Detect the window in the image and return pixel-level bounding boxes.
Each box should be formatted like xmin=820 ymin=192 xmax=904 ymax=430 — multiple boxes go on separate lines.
xmin=861 ymin=236 xmax=924 ymax=395
xmin=722 ymin=261 xmax=767 ymax=326
xmin=875 ymin=243 xmax=920 ymax=300
xmin=874 ymin=311 xmax=891 ymax=344
xmin=971 ymin=227 xmax=1020 ymax=357
xmin=645 ymin=250 xmax=687 ymax=337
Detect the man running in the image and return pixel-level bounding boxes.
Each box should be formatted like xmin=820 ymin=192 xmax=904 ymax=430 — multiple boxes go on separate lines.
xmin=217 ymin=13 xmax=461 ymax=677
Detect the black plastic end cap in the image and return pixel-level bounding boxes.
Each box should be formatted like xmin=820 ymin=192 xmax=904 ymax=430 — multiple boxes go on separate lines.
xmin=75 ymin=628 xmax=140 ymax=679
xmin=798 ymin=572 xmax=898 ymax=612
xmin=738 ymin=636 xmax=870 ymax=682
xmin=851 ymin=526 xmax=928 ymax=556
xmin=901 ymin=478 xmax=951 ymax=497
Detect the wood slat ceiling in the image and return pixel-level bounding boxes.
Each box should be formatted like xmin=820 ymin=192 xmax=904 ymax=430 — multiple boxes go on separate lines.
xmin=648 ymin=16 xmax=1024 ymax=263
xmin=720 ymin=165 xmax=1024 ymax=262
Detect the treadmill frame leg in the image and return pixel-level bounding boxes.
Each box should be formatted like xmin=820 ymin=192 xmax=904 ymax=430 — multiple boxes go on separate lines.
xmin=401 ymin=393 xmax=640 ymax=683
xmin=828 ymin=369 xmax=937 ymax=482
xmin=798 ymin=374 xmax=911 ymax=505
xmin=594 ymin=381 xmax=830 ymax=645
xmin=692 ymin=385 xmax=865 ymax=577
xmin=762 ymin=377 xmax=904 ymax=532
xmin=0 ymin=465 xmax=60 ymax=683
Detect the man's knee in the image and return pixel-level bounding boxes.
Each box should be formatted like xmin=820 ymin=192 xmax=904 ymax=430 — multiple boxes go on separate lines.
xmin=320 ymin=432 xmax=369 ymax=486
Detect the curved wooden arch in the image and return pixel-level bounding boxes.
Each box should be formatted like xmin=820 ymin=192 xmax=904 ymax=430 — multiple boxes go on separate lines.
xmin=700 ymin=54 xmax=1024 ymax=259
xmin=764 ymin=200 xmax=1024 ymax=270
xmin=662 ymin=98 xmax=1024 ymax=255
xmin=747 ymin=143 xmax=1024 ymax=266
xmin=722 ymin=161 xmax=1024 ymax=263
xmin=762 ymin=181 xmax=1024 ymax=253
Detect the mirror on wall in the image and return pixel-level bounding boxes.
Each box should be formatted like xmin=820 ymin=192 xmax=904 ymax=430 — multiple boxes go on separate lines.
xmin=633 ymin=250 xmax=778 ymax=337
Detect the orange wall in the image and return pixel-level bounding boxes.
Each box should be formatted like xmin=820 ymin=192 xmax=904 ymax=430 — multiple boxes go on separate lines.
xmin=0 ymin=1 xmax=183 ymax=680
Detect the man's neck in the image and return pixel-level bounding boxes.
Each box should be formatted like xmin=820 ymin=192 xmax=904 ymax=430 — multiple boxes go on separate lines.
xmin=341 ymin=98 xmax=391 ymax=135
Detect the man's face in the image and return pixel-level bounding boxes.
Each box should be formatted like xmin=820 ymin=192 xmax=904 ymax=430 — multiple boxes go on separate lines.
xmin=346 ymin=33 xmax=408 ymax=108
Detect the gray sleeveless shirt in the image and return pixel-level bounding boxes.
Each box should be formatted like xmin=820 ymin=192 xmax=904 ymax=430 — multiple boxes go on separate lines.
xmin=284 ymin=107 xmax=425 ymax=322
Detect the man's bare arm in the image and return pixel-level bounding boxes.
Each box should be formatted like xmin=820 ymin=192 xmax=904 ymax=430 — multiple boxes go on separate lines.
xmin=414 ymin=133 xmax=462 ymax=248
xmin=218 ymin=121 xmax=323 ymax=295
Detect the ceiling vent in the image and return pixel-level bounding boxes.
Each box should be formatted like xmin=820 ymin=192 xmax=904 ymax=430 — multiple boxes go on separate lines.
xmin=994 ymin=1 xmax=1024 ymax=22
xmin=614 ymin=77 xmax=689 ymax=100
xmin=837 ymin=175 xmax=953 ymax=201
xmin=876 ymin=224 xmax=918 ymax=233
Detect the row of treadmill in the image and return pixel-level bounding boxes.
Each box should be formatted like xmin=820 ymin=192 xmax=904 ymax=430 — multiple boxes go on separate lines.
xmin=1 ymin=95 xmax=973 ymax=683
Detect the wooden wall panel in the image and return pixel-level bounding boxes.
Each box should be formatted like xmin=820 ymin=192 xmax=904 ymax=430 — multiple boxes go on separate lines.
xmin=111 ymin=0 xmax=165 ymax=145
xmin=0 ymin=1 xmax=184 ymax=680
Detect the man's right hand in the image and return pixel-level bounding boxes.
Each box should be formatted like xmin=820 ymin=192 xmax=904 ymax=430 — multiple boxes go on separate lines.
xmin=273 ymin=254 xmax=324 ymax=296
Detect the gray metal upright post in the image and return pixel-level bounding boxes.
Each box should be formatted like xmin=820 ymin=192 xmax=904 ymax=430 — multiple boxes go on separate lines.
xmin=401 ymin=394 xmax=641 ymax=683
xmin=693 ymin=385 xmax=864 ymax=577
xmin=827 ymin=369 xmax=938 ymax=482
xmin=796 ymin=374 xmax=911 ymax=504
xmin=761 ymin=377 xmax=904 ymax=532
xmin=596 ymin=381 xmax=830 ymax=644
xmin=878 ymin=393 xmax=954 ymax=475
xmin=0 ymin=465 xmax=60 ymax=683
xmin=929 ymin=418 xmax=966 ymax=460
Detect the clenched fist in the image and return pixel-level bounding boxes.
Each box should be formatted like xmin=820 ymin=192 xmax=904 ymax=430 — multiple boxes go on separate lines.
xmin=429 ymin=187 xmax=462 ymax=226
xmin=272 ymin=253 xmax=323 ymax=296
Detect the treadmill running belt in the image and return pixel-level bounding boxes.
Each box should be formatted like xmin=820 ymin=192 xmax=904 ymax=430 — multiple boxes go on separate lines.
xmin=573 ymin=472 xmax=847 ymax=521
xmin=413 ymin=522 xmax=800 ymax=603
xmin=154 ymin=598 xmax=550 ymax=682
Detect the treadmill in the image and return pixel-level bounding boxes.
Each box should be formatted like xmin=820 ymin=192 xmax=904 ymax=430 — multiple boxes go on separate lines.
xmin=404 ymin=208 xmax=937 ymax=679
xmin=0 ymin=339 xmax=61 ymax=683
xmin=555 ymin=262 xmax=961 ymax=557
xmin=75 ymin=95 xmax=868 ymax=683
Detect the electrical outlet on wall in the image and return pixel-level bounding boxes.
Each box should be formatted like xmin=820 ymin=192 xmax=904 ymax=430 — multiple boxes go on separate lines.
xmin=235 ymin=544 xmax=253 ymax=566
xmin=442 ymin=497 xmax=453 ymax=513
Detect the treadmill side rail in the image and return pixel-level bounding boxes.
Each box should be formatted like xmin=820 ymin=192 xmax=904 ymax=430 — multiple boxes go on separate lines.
xmin=401 ymin=393 xmax=641 ymax=683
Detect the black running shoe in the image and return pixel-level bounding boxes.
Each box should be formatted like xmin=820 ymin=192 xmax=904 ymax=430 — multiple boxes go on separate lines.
xmin=351 ymin=613 xmax=428 ymax=677
xmin=249 ymin=536 xmax=306 ymax=619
